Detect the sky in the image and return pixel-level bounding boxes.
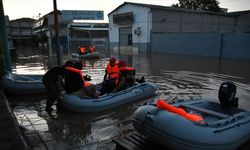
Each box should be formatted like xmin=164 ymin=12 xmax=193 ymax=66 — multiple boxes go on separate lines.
xmin=3 ymin=0 xmax=250 ymax=21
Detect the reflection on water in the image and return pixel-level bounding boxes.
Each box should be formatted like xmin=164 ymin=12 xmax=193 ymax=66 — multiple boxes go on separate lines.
xmin=11 ymin=52 xmax=250 ymax=149
xmin=11 ymin=55 xmax=47 ymax=75
xmin=147 ymin=70 xmax=250 ymax=110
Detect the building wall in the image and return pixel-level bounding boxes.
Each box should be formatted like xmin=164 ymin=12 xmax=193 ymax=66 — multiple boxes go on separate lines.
xmin=4 ymin=16 xmax=13 ymax=49
xmin=222 ymin=33 xmax=250 ymax=59
xmin=109 ymin=4 xmax=151 ymax=43
xmin=68 ymin=23 xmax=109 ymax=56
xmin=47 ymin=15 xmax=68 ymax=36
xmin=151 ymin=33 xmax=250 ymax=60
xmin=151 ymin=9 xmax=236 ymax=33
xmin=150 ymin=9 xmax=250 ymax=60
xmin=10 ymin=19 xmax=36 ymax=37
xmin=9 ymin=18 xmax=38 ymax=57
xmin=152 ymin=33 xmax=221 ymax=57
xmin=109 ymin=4 xmax=152 ymax=54
xmin=109 ymin=3 xmax=250 ymax=60
xmin=236 ymin=13 xmax=250 ymax=33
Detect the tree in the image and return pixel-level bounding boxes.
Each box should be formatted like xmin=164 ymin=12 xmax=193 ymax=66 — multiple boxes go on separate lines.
xmin=171 ymin=0 xmax=221 ymax=12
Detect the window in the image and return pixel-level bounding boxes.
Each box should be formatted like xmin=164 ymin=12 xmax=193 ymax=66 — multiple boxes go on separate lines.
xmin=113 ymin=12 xmax=133 ymax=25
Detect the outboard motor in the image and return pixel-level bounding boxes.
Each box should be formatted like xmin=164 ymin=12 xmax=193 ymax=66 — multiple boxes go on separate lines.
xmin=218 ymin=81 xmax=238 ymax=109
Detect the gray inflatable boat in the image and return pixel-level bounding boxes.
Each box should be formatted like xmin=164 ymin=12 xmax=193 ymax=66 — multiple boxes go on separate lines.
xmin=71 ymin=51 xmax=100 ymax=59
xmin=61 ymin=82 xmax=157 ymax=113
xmin=133 ymin=98 xmax=250 ymax=150
xmin=0 ymin=72 xmax=46 ymax=96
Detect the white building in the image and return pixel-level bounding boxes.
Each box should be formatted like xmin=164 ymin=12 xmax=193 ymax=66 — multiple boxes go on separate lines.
xmin=33 ymin=10 xmax=109 ymax=60
xmin=108 ymin=2 xmax=250 ymax=60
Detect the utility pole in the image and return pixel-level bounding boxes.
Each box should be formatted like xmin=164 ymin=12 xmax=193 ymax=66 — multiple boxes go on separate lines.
xmin=0 ymin=0 xmax=12 ymax=73
xmin=53 ymin=0 xmax=61 ymax=65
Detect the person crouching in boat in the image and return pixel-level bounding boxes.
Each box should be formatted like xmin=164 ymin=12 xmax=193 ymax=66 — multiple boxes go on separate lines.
xmin=78 ymin=44 xmax=87 ymax=55
xmin=113 ymin=61 xmax=136 ymax=93
xmin=101 ymin=57 xmax=119 ymax=94
xmin=64 ymin=62 xmax=98 ymax=98
xmin=43 ymin=60 xmax=74 ymax=114
xmin=89 ymin=44 xmax=95 ymax=53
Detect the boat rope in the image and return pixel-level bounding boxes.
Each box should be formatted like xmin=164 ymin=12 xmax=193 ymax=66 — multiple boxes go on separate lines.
xmin=139 ymin=112 xmax=149 ymax=137
xmin=110 ymin=82 xmax=147 ymax=97
xmin=139 ymin=108 xmax=160 ymax=137
xmin=5 ymin=71 xmax=42 ymax=82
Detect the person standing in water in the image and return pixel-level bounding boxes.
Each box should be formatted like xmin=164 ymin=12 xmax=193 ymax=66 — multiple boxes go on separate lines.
xmin=42 ymin=60 xmax=74 ymax=114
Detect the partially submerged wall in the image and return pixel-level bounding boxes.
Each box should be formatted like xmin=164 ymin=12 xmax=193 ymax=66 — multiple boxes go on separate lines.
xmin=151 ymin=33 xmax=250 ymax=60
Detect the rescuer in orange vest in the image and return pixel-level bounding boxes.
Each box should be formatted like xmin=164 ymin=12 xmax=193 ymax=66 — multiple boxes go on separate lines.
xmin=113 ymin=61 xmax=136 ymax=93
xmin=78 ymin=44 xmax=87 ymax=55
xmin=101 ymin=57 xmax=119 ymax=94
xmin=42 ymin=60 xmax=74 ymax=114
xmin=89 ymin=44 xmax=95 ymax=53
xmin=64 ymin=62 xmax=97 ymax=98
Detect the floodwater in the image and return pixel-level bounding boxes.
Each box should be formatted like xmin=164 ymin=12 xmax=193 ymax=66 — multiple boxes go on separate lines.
xmin=9 ymin=52 xmax=250 ymax=149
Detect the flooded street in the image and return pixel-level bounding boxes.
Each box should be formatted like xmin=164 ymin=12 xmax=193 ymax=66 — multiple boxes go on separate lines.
xmin=9 ymin=53 xmax=250 ymax=149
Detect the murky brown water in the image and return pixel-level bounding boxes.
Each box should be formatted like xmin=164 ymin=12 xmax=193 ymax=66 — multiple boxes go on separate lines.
xmin=10 ymin=53 xmax=250 ymax=149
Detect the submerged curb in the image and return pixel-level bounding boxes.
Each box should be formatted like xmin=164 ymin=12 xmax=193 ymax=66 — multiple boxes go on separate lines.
xmin=0 ymin=90 xmax=29 ymax=150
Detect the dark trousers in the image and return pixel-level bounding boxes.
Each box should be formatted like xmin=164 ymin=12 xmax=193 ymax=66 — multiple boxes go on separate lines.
xmin=101 ymin=79 xmax=116 ymax=95
xmin=43 ymin=80 xmax=60 ymax=109
xmin=116 ymin=82 xmax=135 ymax=93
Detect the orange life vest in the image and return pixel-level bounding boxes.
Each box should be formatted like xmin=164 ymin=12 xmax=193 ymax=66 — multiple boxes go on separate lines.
xmin=106 ymin=63 xmax=119 ymax=79
xmin=65 ymin=67 xmax=91 ymax=88
xmin=66 ymin=67 xmax=85 ymax=82
xmin=80 ymin=46 xmax=87 ymax=54
xmin=89 ymin=45 xmax=95 ymax=53
xmin=119 ymin=67 xmax=135 ymax=72
xmin=157 ymin=99 xmax=205 ymax=124
xmin=116 ymin=67 xmax=135 ymax=85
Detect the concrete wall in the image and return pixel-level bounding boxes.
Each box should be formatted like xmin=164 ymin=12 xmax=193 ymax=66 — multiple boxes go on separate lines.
xmin=222 ymin=33 xmax=250 ymax=59
xmin=108 ymin=3 xmax=250 ymax=60
xmin=151 ymin=9 xmax=236 ymax=33
xmin=151 ymin=33 xmax=250 ymax=60
xmin=109 ymin=42 xmax=149 ymax=58
xmin=236 ymin=13 xmax=250 ymax=33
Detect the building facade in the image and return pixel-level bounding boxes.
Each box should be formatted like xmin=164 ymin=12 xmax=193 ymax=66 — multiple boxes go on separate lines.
xmin=33 ymin=10 xmax=109 ymax=60
xmin=33 ymin=10 xmax=69 ymax=59
xmin=108 ymin=2 xmax=250 ymax=60
xmin=68 ymin=22 xmax=109 ymax=56
xmin=4 ymin=16 xmax=13 ymax=49
xmin=8 ymin=17 xmax=38 ymax=57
